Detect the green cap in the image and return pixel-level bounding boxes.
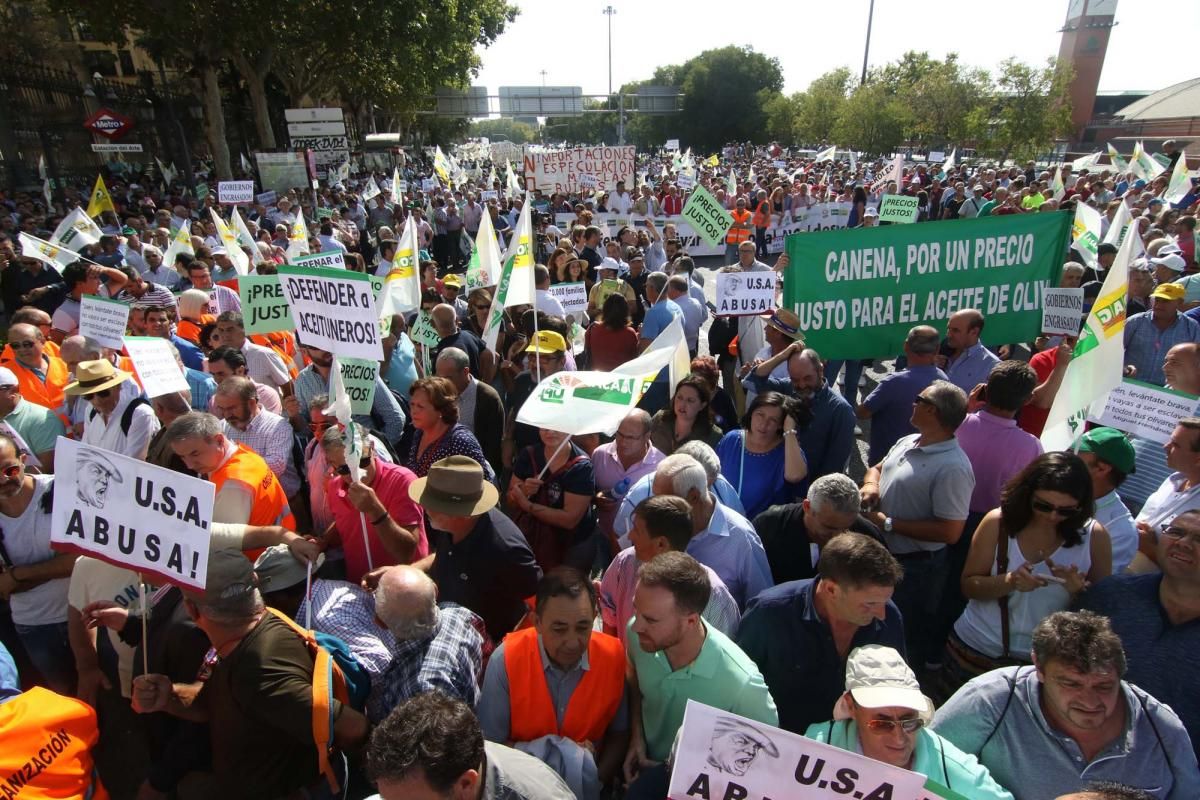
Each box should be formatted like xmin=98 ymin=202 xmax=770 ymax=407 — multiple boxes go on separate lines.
xmin=1077 ymin=427 xmax=1136 ymax=474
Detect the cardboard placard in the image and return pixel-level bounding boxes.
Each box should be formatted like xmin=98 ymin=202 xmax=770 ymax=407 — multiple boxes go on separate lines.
xmin=290 ymin=250 xmax=346 ymax=270
xmin=78 ymin=295 xmax=130 ymax=351
xmin=337 ymin=357 xmax=378 ymax=416
xmin=123 ymin=336 xmax=189 ymax=398
xmin=680 ymin=184 xmax=734 ymax=248
xmin=409 ymin=310 xmax=442 ymax=349
xmin=239 ymin=274 xmax=295 ymax=334
xmin=715 ymin=271 xmax=776 ymax=316
xmin=878 ymin=194 xmax=920 ymax=224
xmin=548 ymin=282 xmax=587 ymax=321
xmin=1089 ymin=378 xmax=1200 ymax=445
xmin=277 ymin=265 xmax=383 ymax=360
xmin=1041 ymin=287 xmax=1084 ymax=336
xmin=50 ymin=438 xmax=215 ymax=590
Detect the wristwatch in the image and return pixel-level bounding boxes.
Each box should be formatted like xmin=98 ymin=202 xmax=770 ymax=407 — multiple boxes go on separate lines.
xmin=883 ymin=516 xmax=894 ymax=533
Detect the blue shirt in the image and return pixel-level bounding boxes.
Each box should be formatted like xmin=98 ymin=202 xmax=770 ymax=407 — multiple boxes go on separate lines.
xmin=862 ymin=364 xmax=948 ymax=464
xmin=639 ymin=297 xmax=683 ymax=342
xmin=1078 ymin=574 xmax=1200 ymax=759
xmin=746 ymin=380 xmax=856 ymax=480
xmin=945 ymin=342 xmax=1000 ymax=395
xmin=171 ymin=335 xmax=205 ymax=371
xmin=185 ymin=367 xmax=217 ymax=413
xmin=612 ymin=473 xmax=745 ymax=544
xmin=384 ymin=332 xmax=419 ymax=399
xmin=737 ymin=578 xmax=905 ymax=734
xmin=715 ymin=430 xmax=800 ymax=520
xmin=1125 ymin=311 xmax=1200 ymax=387
xmin=685 ymin=495 xmax=774 ymax=609
xmin=294 ymin=364 xmax=407 ymax=446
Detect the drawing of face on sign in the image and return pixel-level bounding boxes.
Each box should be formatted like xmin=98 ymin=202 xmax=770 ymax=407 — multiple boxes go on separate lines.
xmin=77 ymin=448 xmax=124 ymax=509
xmin=705 ymin=716 xmax=780 ymax=777
xmin=726 ymin=276 xmax=742 ymax=295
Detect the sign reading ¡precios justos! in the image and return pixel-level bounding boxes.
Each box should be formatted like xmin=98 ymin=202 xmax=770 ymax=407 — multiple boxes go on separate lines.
xmin=783 ymin=213 xmax=1070 ymax=360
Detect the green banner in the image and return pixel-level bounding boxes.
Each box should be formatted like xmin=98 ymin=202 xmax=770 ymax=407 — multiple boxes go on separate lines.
xmin=921 ymin=779 xmax=973 ymax=800
xmin=680 ymin=183 xmax=734 ymax=248
xmin=338 ymin=357 xmax=378 ymax=415
xmin=879 ymin=194 xmax=919 ymax=224
xmin=238 ymin=274 xmax=295 ymax=334
xmin=783 ymin=212 xmax=1070 ymax=360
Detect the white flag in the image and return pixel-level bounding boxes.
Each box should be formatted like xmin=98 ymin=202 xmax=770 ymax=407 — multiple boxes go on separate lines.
xmin=164 ymin=218 xmax=195 ymax=267
xmin=286 ymin=211 xmax=310 ymax=262
xmin=1131 ymin=141 xmax=1165 ymax=182
xmin=391 ymin=166 xmax=403 ymax=205
xmin=42 ymin=179 xmax=53 ymax=210
xmin=230 ymin=206 xmax=265 ymax=266
xmin=323 ymin=359 xmax=363 ymax=483
xmin=1071 ymin=203 xmax=1103 ymax=269
xmin=481 ymin=199 xmax=535 ymax=351
xmin=1102 ymin=199 xmax=1132 ymax=249
xmin=210 ymin=208 xmax=249 ymax=275
xmin=1163 ymin=149 xmax=1192 ymax=205
xmin=1041 ymin=220 xmax=1136 ymax=452
xmin=377 ymin=214 xmax=422 ymax=317
xmin=942 ymin=148 xmax=956 ymax=173
xmin=814 ymin=145 xmax=836 ymax=163
xmin=37 ymin=155 xmax=47 ymax=181
xmin=466 ymin=210 xmax=502 ymax=290
xmin=1050 ymin=165 xmax=1065 ymax=202
xmin=362 ymin=176 xmax=381 ymax=202
xmin=1072 ymin=151 xmax=1103 ymax=171
xmin=18 ymin=232 xmax=78 ymax=272
xmin=240 ymin=153 xmax=252 ymax=174
xmin=51 ymin=207 xmax=102 ymax=252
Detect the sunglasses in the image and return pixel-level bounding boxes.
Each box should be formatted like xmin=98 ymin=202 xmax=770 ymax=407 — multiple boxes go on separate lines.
xmin=1031 ymin=498 xmax=1080 ymax=516
xmin=87 ymin=388 xmax=113 ymax=401
xmin=914 ymin=395 xmax=935 ymax=407
xmin=1160 ymin=525 xmax=1200 ymax=546
xmin=10 ymin=341 xmax=37 ymax=350
xmin=0 ymin=464 xmax=21 ymax=480
xmin=335 ymin=456 xmax=373 ymax=476
xmin=865 ymin=717 xmax=925 ymax=734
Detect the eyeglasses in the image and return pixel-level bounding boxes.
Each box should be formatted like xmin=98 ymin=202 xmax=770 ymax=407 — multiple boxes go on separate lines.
xmin=1160 ymin=525 xmax=1200 ymax=546
xmin=87 ymin=388 xmax=113 ymax=401
xmin=335 ymin=456 xmax=373 ymax=476
xmin=0 ymin=464 xmax=22 ymax=480
xmin=9 ymin=341 xmax=36 ymax=350
xmin=1031 ymin=498 xmax=1080 ymax=516
xmin=864 ymin=717 xmax=925 ymax=734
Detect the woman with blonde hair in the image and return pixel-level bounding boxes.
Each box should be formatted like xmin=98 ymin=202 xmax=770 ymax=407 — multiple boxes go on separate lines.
xmin=176 ymin=289 xmax=214 ymax=344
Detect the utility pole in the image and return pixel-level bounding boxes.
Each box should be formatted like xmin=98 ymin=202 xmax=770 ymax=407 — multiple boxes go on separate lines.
xmin=539 ymin=70 xmax=548 ymax=86
xmin=860 ymin=0 xmax=875 ymax=86
xmin=603 ymin=6 xmax=617 ymax=95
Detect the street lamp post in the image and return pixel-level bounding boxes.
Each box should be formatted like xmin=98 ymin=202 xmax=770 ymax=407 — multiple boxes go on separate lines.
xmin=602 ymin=6 xmax=616 ymax=96
xmin=860 ymin=0 xmax=875 ymax=86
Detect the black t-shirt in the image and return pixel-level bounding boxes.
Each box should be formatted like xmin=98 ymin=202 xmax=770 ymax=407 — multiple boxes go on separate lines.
xmin=428 ymin=508 xmax=543 ymax=642
xmin=433 ymin=329 xmax=486 ymax=376
xmin=507 ymin=372 xmax=541 ymax=450
xmin=752 ymin=503 xmax=886 ymax=585
xmin=512 ymin=443 xmax=596 ymax=548
xmin=200 ymin=614 xmax=333 ymax=799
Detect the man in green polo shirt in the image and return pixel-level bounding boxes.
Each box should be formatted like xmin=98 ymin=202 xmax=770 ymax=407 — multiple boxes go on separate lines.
xmin=623 ymin=552 xmax=777 ymax=800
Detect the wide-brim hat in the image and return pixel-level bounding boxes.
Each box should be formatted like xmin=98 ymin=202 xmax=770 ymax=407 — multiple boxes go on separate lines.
xmin=766 ymin=308 xmax=804 ymax=341
xmin=408 ymin=455 xmax=499 ymax=516
xmin=64 ymin=359 xmax=132 ymax=397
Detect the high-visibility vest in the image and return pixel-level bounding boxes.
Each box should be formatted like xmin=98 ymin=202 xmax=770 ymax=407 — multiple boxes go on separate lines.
xmin=0 ymin=341 xmax=59 ymax=362
xmin=725 ymin=210 xmax=752 ymax=245
xmin=0 ymin=686 xmax=110 ymax=800
xmin=250 ymin=332 xmax=300 ymax=380
xmin=751 ymin=200 xmax=771 ymax=229
xmin=503 ymin=627 xmax=625 ymax=744
xmin=211 ymin=444 xmax=296 ymax=559
xmin=3 ymin=355 xmax=69 ymax=415
xmin=176 ymin=314 xmax=215 ymax=345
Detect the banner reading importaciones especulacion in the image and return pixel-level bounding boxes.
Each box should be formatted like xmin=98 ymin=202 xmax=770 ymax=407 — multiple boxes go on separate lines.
xmin=783 ymin=213 xmax=1070 ymax=360
xmin=523 ymin=146 xmax=634 ymax=194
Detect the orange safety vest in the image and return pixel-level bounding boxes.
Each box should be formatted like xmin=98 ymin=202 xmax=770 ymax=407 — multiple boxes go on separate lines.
xmin=504 ymin=627 xmax=625 ymax=744
xmin=2 ymin=355 xmax=70 ymax=415
xmin=250 ymin=332 xmax=300 ymax=380
xmin=751 ymin=200 xmax=771 ymax=229
xmin=0 ymin=341 xmax=59 ymax=362
xmin=211 ymin=444 xmax=296 ymax=559
xmin=176 ymin=315 xmax=215 ymax=345
xmin=725 ymin=209 xmax=752 ymax=245
xmin=0 ymin=686 xmax=110 ymax=800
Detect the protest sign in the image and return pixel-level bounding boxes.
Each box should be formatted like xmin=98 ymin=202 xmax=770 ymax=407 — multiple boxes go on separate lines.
xmin=409 ymin=310 xmax=442 ymax=349
xmin=218 ymin=180 xmax=254 ymax=205
xmin=1089 ymin=379 xmax=1200 ymax=444
xmin=548 ymin=282 xmax=587 ymax=322
xmin=681 ymin=184 xmax=735 ymax=248
xmin=336 ymin=357 xmax=378 ymax=416
xmin=929 ymin=151 xmax=946 ymax=163
xmin=666 ymin=701 xmax=927 ymax=800
xmin=239 ymin=274 xmax=295 ymax=334
xmin=579 ymin=174 xmax=598 ymax=189
xmin=122 ymin=336 xmax=190 ymax=398
xmin=1041 ymin=287 xmax=1084 ymax=336
xmin=715 ymin=271 xmax=776 ymax=316
xmin=255 ymin=190 xmax=278 ymax=206
xmin=676 ymin=173 xmax=695 ymax=190
xmin=277 ymin=265 xmax=383 ymax=360
xmin=879 ymin=194 xmax=920 ymax=224
xmin=50 ymin=438 xmax=214 ymax=590
xmin=784 ymin=213 xmax=1070 ymax=360
xmin=255 ymin=153 xmax=307 ymax=194
xmin=316 ymin=207 xmax=334 ymax=220
xmin=665 ymin=139 xmax=680 ymax=151
xmin=77 ymin=296 xmax=129 ymax=351
xmin=421 ymin=178 xmax=436 ymax=192
xmin=290 ymin=250 xmax=346 ymax=270
xmin=523 ymin=146 xmax=635 ymax=194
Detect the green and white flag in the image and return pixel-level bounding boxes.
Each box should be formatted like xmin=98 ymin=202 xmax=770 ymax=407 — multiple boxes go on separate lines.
xmin=516 ymin=317 xmax=690 ymax=436
xmin=51 ymin=207 xmax=101 ymax=252
xmin=1072 ymin=150 xmax=1103 ymax=171
xmin=231 ymin=206 xmax=265 ymax=266
xmin=1050 ymin=164 xmax=1065 ymax=201
xmin=377 ymin=213 xmax=422 ymax=318
xmin=1041 ymin=219 xmax=1136 ymax=452
xmin=1102 ymin=199 xmax=1132 ymax=249
xmin=210 ymin=208 xmax=249 ymax=275
xmin=286 ymin=211 xmax=310 ymax=262
xmin=1071 ymin=202 xmax=1103 ymax=269
xmin=18 ymin=232 xmax=77 ymax=272
xmin=466 ymin=209 xmax=501 ymax=290
xmin=1164 ymin=148 xmax=1192 ymax=205
xmin=1106 ymin=143 xmax=1128 ymax=175
xmin=337 ymin=159 xmax=351 ymax=184
xmin=481 ymin=198 xmax=535 ymax=352
xmin=361 ymin=175 xmax=381 ymax=202
xmin=1131 ymin=141 xmax=1165 ymax=182
xmin=163 ymin=218 xmax=194 ymax=266
xmin=323 ymin=358 xmax=364 ymax=482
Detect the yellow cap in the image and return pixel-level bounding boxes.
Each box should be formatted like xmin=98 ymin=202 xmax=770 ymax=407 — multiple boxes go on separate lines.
xmin=525 ymin=330 xmax=567 ymax=354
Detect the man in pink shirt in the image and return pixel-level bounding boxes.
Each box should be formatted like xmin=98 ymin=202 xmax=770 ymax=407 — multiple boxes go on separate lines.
xmin=322 ymin=426 xmax=427 ymax=583
xmin=591 ymin=410 xmax=664 ymax=551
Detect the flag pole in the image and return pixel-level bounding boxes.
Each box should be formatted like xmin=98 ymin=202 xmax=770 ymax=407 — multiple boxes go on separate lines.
xmin=536 ymin=435 xmax=573 ymax=480
xmin=138 ymin=573 xmax=149 ymax=677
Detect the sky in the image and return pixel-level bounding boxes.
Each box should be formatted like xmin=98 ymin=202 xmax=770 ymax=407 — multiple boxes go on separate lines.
xmin=473 ymin=0 xmax=1197 ymax=104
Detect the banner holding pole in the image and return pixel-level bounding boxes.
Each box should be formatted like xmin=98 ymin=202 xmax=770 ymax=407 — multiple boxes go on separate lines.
xmin=783 ymin=213 xmax=1070 ymax=360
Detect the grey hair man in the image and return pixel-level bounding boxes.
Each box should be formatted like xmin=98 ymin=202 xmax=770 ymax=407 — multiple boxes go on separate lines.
xmin=367 ymin=564 xmax=486 ymax=723
xmin=434 ymin=345 xmax=504 ymax=475
xmin=753 ymin=473 xmax=890 ymax=584
xmin=857 ymin=325 xmax=948 ymax=464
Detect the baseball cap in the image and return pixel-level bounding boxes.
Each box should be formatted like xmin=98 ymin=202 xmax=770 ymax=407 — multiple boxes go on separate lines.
xmin=441 ymin=273 xmax=464 ymax=289
xmin=0 ymin=367 xmax=17 ymax=388
xmin=254 ymin=544 xmax=325 ymax=593
xmin=525 ymin=330 xmax=567 ymax=354
xmin=1158 ymin=243 xmax=1184 ymax=256
xmin=1151 ymin=253 xmax=1187 ymax=273
xmin=598 ymin=257 xmax=621 ymax=273
xmin=864 ymin=208 xmax=878 ymax=218
xmin=833 ymin=645 xmax=934 ymax=722
xmin=186 ymin=548 xmax=258 ymax=604
xmin=1151 ymin=282 xmax=1186 ymax=301
xmin=1077 ymin=427 xmax=1136 ymax=474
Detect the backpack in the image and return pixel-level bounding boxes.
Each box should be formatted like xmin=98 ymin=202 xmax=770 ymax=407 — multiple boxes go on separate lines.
xmin=88 ymin=395 xmax=151 ymax=435
xmin=265 ymin=608 xmax=370 ymax=792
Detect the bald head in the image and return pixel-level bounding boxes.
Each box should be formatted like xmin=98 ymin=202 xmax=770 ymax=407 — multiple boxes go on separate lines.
xmin=1164 ymin=342 xmax=1200 ymax=394
xmin=430 ymin=303 xmax=458 ymax=336
xmin=59 ymin=335 xmax=103 ymax=371
xmin=375 ymin=565 xmax=438 ymax=640
xmin=947 ymin=309 xmax=985 ymax=351
xmin=7 ymin=324 xmax=45 ymax=368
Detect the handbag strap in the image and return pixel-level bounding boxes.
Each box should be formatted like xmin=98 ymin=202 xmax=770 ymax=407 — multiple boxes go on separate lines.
xmin=996 ymin=527 xmax=1012 ymax=659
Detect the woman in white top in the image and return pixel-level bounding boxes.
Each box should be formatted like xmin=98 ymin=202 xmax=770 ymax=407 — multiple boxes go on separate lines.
xmin=951 ymin=452 xmax=1112 ymax=665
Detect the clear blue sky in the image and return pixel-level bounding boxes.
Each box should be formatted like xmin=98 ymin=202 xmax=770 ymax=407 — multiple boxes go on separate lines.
xmin=474 ymin=0 xmax=1195 ymax=99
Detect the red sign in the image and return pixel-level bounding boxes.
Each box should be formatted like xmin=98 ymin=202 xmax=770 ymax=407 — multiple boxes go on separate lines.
xmin=83 ymin=107 xmax=134 ymax=140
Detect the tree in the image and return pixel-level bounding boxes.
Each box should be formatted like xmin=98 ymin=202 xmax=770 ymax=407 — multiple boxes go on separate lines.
xmin=968 ymin=57 xmax=1073 ymax=163
xmin=834 ymin=82 xmax=909 ymax=156
xmin=670 ymin=46 xmax=784 ymax=151
xmin=905 ymin=59 xmax=989 ymax=149
xmin=763 ymin=92 xmax=803 ymax=144
xmin=792 ymin=68 xmax=852 ymax=145
xmin=469 ymin=118 xmax=537 ymax=144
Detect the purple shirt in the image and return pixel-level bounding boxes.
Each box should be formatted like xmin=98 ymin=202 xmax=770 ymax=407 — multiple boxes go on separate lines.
xmin=591 ymin=441 xmax=665 ymax=536
xmin=862 ymin=365 xmax=948 ymax=464
xmin=955 ymin=410 xmax=1043 ymax=513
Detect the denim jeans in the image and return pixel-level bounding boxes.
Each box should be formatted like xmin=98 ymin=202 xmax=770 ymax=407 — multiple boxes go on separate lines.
xmin=824 ymin=359 xmax=865 ymax=405
xmin=889 ymin=548 xmax=949 ymax=668
xmin=15 ymin=620 xmax=76 ymax=695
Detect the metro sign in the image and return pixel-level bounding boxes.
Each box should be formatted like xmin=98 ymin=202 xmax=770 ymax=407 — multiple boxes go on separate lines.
xmin=83 ymin=107 xmax=134 ymax=139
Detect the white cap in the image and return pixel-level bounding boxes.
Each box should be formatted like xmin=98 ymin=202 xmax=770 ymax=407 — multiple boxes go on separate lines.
xmin=1151 ymin=253 xmax=1187 ymax=273
xmin=833 ymin=645 xmax=933 ymax=722
xmin=598 ymin=257 xmax=621 ymax=273
xmin=0 ymin=367 xmax=16 ymax=388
